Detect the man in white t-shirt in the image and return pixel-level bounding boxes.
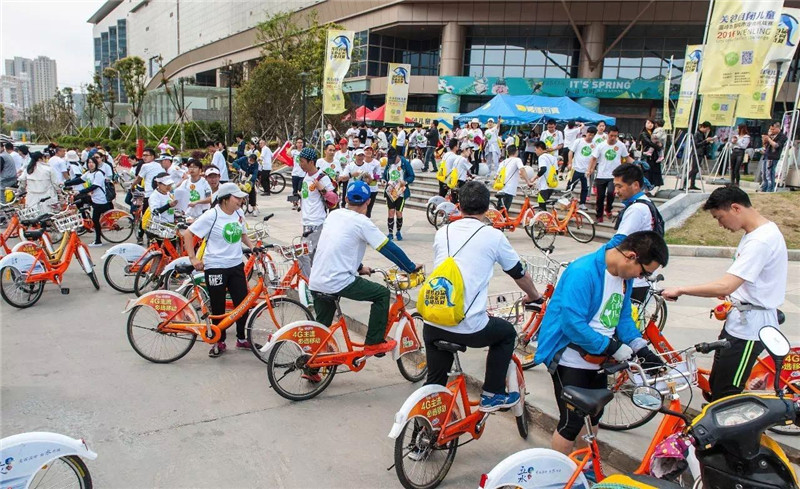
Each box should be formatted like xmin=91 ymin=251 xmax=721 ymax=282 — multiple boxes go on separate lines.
xmin=49 ymin=146 xmax=70 ymax=184
xmin=495 ymin=144 xmax=534 ymax=211
xmin=258 ymin=139 xmax=273 ymax=196
xmin=534 ymin=141 xmax=558 ymax=211
xmin=309 ymin=181 xmax=420 ymax=362
xmin=208 ymin=141 xmax=229 ymax=182
xmin=541 ymin=120 xmax=564 ymax=156
xmin=568 ymin=126 xmax=597 ymax=210
xmin=587 ymin=125 xmax=632 ymax=223
xmin=289 ymin=138 xmax=306 ymax=210
xmin=424 ymin=181 xmax=542 ymax=412
xmin=438 ymin=139 xmax=459 ymax=197
xmin=483 ymin=117 xmax=502 ymax=175
xmin=662 ymin=186 xmax=788 ymax=401
xmin=180 ymin=159 xmax=213 ymax=219
xmin=345 ymin=123 xmax=359 ymax=150
xmin=297 ymin=147 xmax=335 ymax=277
xmin=395 ymin=127 xmax=407 ymax=158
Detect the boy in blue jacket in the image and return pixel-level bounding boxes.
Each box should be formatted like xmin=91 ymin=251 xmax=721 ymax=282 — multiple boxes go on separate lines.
xmin=534 ymin=231 xmax=668 ymax=455
xmin=382 ymin=146 xmax=415 ymax=240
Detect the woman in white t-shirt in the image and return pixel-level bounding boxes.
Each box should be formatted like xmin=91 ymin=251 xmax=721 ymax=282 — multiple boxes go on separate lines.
xmin=184 ymin=182 xmax=256 ymax=358
xmin=495 ymin=145 xmax=534 ymax=211
xmin=316 ymin=143 xmax=341 ymax=181
xmin=64 ymin=154 xmax=109 ymax=247
xmin=483 ymin=117 xmax=502 ymax=175
xmin=148 ymin=173 xmax=177 ymax=224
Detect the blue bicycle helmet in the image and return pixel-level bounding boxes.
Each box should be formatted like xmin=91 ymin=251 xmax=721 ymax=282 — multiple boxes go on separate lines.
xmin=346 ymin=181 xmax=371 ymax=204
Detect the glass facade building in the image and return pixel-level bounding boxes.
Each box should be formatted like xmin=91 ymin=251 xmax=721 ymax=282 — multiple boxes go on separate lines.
xmin=94 ymin=19 xmax=127 ymax=103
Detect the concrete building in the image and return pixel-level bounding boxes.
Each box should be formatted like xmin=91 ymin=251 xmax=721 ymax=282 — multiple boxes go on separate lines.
xmin=30 ymin=56 xmax=58 ymax=106
xmin=89 ymin=0 xmax=800 ymax=134
xmin=3 ymin=56 xmax=32 ymax=112
xmin=88 ymin=1 xmax=129 ymax=103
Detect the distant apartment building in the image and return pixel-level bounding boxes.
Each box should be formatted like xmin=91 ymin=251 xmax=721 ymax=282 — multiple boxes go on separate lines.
xmin=30 ymin=56 xmax=58 ymax=106
xmin=89 ymin=1 xmax=128 ymax=103
xmin=2 ymin=56 xmax=33 ymax=112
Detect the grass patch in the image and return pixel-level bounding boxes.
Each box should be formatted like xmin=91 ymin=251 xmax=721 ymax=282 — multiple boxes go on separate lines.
xmin=665 ymin=191 xmax=800 ymax=248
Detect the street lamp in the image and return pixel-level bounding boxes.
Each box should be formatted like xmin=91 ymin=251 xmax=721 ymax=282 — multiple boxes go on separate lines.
xmin=299 ymin=71 xmax=309 ymax=140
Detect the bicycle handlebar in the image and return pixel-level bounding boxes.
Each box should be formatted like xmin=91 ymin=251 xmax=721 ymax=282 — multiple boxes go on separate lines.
xmin=695 ymin=340 xmax=731 ymax=354
xmin=263 ymin=213 xmax=274 ymax=222
xmin=602 ymin=362 xmax=630 ymax=375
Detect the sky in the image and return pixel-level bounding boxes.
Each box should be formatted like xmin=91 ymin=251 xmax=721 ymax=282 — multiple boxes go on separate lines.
xmin=1 ymin=0 xmax=102 ymax=90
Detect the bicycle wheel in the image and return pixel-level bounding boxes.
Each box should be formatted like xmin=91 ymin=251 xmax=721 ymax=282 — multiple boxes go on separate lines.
xmin=516 ymin=409 xmax=529 ymax=439
xmin=567 ymin=210 xmax=596 ymax=243
xmin=645 ymin=294 xmax=668 ymax=332
xmin=162 ymin=267 xmax=192 ymax=292
xmin=396 ymin=313 xmax=428 ymax=383
xmin=266 ymin=340 xmax=337 ymax=401
xmin=530 ymin=212 xmax=557 ymax=251
xmin=100 ymin=214 xmax=134 ymax=243
xmin=521 ymin=208 xmax=535 ymax=238
xmin=181 ymin=283 xmax=210 ymax=316
xmin=394 ymin=417 xmax=458 ymax=489
xmin=0 ymin=266 xmax=45 ymax=308
xmin=133 ymin=253 xmax=163 ymax=297
xmin=29 ymin=454 xmax=93 ymax=489
xmin=87 ymin=271 xmax=100 ymax=290
xmin=103 ymin=254 xmax=137 ymax=293
xmin=599 ymin=370 xmax=658 ymax=431
xmin=432 ymin=210 xmax=450 ymax=230
xmin=246 ymin=297 xmax=314 ymax=364
xmin=270 ymin=173 xmax=286 ymax=194
xmin=126 ymin=304 xmax=197 ymax=363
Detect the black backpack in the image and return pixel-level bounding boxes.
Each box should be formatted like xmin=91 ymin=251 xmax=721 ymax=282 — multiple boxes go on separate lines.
xmin=614 ymin=198 xmax=665 ymax=236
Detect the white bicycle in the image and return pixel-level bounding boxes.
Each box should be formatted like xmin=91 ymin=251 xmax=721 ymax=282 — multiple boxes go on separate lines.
xmin=0 ymin=432 xmax=97 ymax=488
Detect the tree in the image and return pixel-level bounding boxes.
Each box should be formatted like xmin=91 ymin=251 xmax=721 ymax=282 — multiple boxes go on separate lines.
xmin=100 ymin=68 xmax=119 ymax=135
xmin=84 ymin=80 xmax=104 ymax=129
xmin=114 ymin=56 xmax=148 ymax=140
xmin=235 ymin=60 xmax=301 ymax=138
xmin=0 ymin=105 xmax=5 ymax=134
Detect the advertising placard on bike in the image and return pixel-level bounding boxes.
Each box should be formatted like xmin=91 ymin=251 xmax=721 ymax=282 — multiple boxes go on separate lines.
xmin=132 ymin=291 xmax=197 ymax=322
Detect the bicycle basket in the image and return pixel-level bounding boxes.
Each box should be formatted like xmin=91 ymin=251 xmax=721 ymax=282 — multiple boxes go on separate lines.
xmin=555 ymin=197 xmax=571 ymax=211
xmin=17 ymin=201 xmax=55 ymax=220
xmin=385 ymin=267 xmax=425 ymax=291
xmin=144 ymin=219 xmax=177 ymax=239
xmin=266 ymin=260 xmax=293 ymax=288
xmin=53 ymin=209 xmax=83 ymax=232
xmin=632 ymin=354 xmax=697 ymax=395
xmin=277 ymin=241 xmax=310 ymax=260
xmin=486 ymin=291 xmax=525 ymax=325
xmin=246 ymin=222 xmax=269 ymax=241
xmin=520 ymin=254 xmax=561 ymax=284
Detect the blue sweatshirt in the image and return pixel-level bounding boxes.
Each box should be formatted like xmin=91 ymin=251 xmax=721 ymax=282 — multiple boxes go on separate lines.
xmin=533 ymin=244 xmax=645 ymax=367
xmin=382 ymin=156 xmax=415 ymax=200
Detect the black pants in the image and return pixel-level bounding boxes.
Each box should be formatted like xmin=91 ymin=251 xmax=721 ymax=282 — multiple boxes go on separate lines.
xmin=423 ymin=317 xmax=515 ymax=394
xmin=438 ymin=181 xmax=449 ymax=197
xmin=259 ymin=170 xmax=271 ymax=195
xmin=366 ymin=191 xmax=378 ymax=218
xmin=551 ymin=364 xmax=607 ymax=440
xmin=471 ymin=150 xmax=481 ymax=174
xmin=570 ymin=171 xmax=588 ymax=205
xmin=291 ymin=175 xmax=303 ymax=196
xmin=205 ymin=263 xmax=249 ymax=342
xmin=731 ymin=149 xmax=744 ymax=186
xmin=709 ymin=328 xmax=764 ymax=401
xmin=91 ymin=201 xmax=112 ymax=244
xmin=423 ymin=146 xmax=436 ymax=171
xmin=594 ymin=178 xmax=615 ymax=217
xmin=689 ymin=157 xmax=702 ymax=187
xmin=137 ymin=197 xmax=150 ymax=241
xmin=496 ymin=193 xmax=513 ymax=211
xmin=248 ymin=183 xmax=257 ymax=207
xmin=450 ymin=180 xmax=465 ymax=205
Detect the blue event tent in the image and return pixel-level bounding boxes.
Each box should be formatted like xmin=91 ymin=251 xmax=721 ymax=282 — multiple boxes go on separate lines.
xmin=457 ymin=94 xmax=615 ymax=126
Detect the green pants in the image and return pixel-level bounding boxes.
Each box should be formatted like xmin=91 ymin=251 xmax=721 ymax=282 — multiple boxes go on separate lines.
xmin=313 ymin=276 xmax=391 ymax=345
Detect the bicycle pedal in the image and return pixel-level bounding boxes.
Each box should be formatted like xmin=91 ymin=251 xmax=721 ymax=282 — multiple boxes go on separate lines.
xmin=353 ymin=356 xmax=365 ymax=366
xmin=60 ymin=288 xmax=70 ymax=295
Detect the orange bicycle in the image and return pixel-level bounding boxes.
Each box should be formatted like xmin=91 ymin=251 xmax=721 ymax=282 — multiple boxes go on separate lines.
xmin=123 ymin=246 xmax=312 ymax=363
xmin=131 ymin=218 xmax=189 ymax=296
xmin=262 ymin=268 xmax=427 ymax=401
xmin=0 ymin=207 xmax=99 ymax=308
xmin=529 ymin=186 xmax=596 ymax=250
xmin=389 ymin=341 xmax=528 ymax=489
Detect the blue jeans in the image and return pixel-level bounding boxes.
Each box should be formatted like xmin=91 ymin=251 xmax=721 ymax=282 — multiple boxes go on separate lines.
xmin=569 ymin=171 xmax=588 ymax=205
xmin=760 ymin=159 xmax=777 ymax=192
xmin=423 ymin=146 xmax=436 ymax=171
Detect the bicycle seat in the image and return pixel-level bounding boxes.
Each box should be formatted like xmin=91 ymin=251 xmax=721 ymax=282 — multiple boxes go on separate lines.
xmin=313 ymin=292 xmax=341 ymax=303
xmin=560 ymin=386 xmax=614 ymax=417
xmin=175 ymin=263 xmax=195 ymax=274
xmin=433 ymin=340 xmax=467 ymax=353
xmin=23 ymin=228 xmax=46 ymax=241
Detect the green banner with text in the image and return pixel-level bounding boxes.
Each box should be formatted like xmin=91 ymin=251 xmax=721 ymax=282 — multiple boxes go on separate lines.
xmin=438 ymin=76 xmax=677 ymax=100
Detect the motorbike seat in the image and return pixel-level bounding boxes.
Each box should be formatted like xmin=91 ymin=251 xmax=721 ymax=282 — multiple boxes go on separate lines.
xmin=561 ymin=386 xmax=614 ymax=417
xmin=23 ymin=228 xmax=46 ymax=241
xmin=433 ymin=340 xmax=467 ymax=353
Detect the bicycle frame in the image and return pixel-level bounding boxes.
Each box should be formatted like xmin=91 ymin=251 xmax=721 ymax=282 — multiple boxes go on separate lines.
xmin=0 ymin=214 xmax=20 ymax=253
xmin=542 ymin=197 xmax=579 ymax=233
xmin=436 ymin=373 xmax=488 ymax=445
xmin=19 ymin=232 xmax=87 ymax=285
xmin=520 ymin=283 xmax=555 ymax=344
xmin=488 ymin=195 xmax=535 ymax=232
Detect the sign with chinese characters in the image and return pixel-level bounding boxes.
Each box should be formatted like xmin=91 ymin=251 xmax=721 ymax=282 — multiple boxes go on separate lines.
xmin=699 ymin=94 xmax=738 ymax=126
xmin=385 ymin=63 xmax=411 ymax=125
xmin=674 ymin=46 xmax=703 ymax=129
xmin=699 ymin=0 xmax=783 ymax=95
xmin=323 ymin=30 xmax=354 ymax=114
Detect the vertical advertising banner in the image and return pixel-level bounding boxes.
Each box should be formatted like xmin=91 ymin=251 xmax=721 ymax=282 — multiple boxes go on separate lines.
xmin=663 ymin=58 xmax=673 ymax=130
xmin=385 ymin=63 xmax=411 ymax=125
xmin=737 ymin=7 xmax=800 ymax=119
xmin=699 ymin=94 xmax=738 ymax=126
xmin=699 ymin=0 xmax=783 ymax=95
xmin=323 ymin=30 xmax=354 ymax=115
xmin=674 ymin=46 xmax=703 ymax=128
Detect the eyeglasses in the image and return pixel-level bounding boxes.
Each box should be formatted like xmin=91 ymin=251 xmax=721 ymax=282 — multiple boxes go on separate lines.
xmin=639 ymin=263 xmax=652 ymax=279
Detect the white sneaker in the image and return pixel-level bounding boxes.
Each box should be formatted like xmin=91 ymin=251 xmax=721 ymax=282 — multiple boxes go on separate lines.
xmin=88 ymin=242 xmax=103 ymax=247
xmin=578 ymin=204 xmax=587 ymax=210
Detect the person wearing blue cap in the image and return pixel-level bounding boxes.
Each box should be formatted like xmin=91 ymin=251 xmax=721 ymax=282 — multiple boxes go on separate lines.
xmin=308 ymin=180 xmax=421 ymax=367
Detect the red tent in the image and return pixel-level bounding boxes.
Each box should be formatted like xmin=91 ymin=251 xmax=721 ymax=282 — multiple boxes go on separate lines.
xmin=342 ymin=106 xmax=373 ymax=122
xmin=365 ymin=104 xmax=414 ymax=124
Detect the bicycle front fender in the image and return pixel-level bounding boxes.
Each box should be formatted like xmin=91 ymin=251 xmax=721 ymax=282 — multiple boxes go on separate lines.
xmin=389 ymin=315 xmax=422 ymax=362
xmin=480 ymin=448 xmax=584 ymax=489
xmin=0 ymin=252 xmax=45 ymax=274
xmin=258 ymin=320 xmax=339 ymax=355
xmin=121 ymin=289 xmax=199 ymax=323
xmin=160 ymin=256 xmax=191 ymax=277
xmin=426 ymin=195 xmax=445 ymax=207
xmin=100 ymin=242 xmax=147 ymax=263
xmin=0 ymin=432 xmax=97 ymax=487
xmin=435 ymin=201 xmax=458 ymax=215
xmin=388 ymin=384 xmax=454 ymax=439
xmin=100 ymin=208 xmax=132 ymax=223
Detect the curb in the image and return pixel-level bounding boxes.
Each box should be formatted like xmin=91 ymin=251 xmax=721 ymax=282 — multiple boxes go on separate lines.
xmin=668 ymin=244 xmax=800 ymax=261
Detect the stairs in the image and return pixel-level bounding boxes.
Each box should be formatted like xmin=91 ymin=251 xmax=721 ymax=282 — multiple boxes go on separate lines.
xmin=375 ymin=172 xmax=670 ymax=241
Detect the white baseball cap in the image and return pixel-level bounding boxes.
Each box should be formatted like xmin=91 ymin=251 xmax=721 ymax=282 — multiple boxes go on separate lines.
xmin=487 ymin=118 xmax=495 ymax=123
xmin=204 ymin=167 xmax=220 ymax=176
xmin=217 ymin=182 xmax=249 ymax=199
xmin=154 ymin=175 xmax=174 ymax=186
xmin=471 ymin=118 xmax=480 ymax=124
xmin=354 ymin=148 xmax=365 ymax=156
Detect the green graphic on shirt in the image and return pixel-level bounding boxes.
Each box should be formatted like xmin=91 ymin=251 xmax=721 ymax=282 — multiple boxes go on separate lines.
xmin=604 ymin=149 xmax=618 ymax=161
xmin=486 ymin=132 xmax=492 ymax=140
xmin=189 ymin=189 xmax=200 ymax=201
xmin=222 ymin=222 xmax=242 ymax=244
xmin=581 ymin=146 xmax=592 ymax=157
xmin=595 ymin=136 xmax=605 ymax=144
xmin=545 ymin=135 xmax=554 ymax=147
xmin=301 ymin=181 xmax=309 ymax=198
xmin=323 ymin=168 xmax=336 ymax=180
xmin=599 ymin=293 xmax=624 ymax=329
xmin=389 ymin=169 xmax=401 ymax=181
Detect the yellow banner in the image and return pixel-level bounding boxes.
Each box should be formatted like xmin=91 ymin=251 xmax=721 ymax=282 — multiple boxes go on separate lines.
xmin=385 ymin=63 xmax=411 ymax=125
xmin=323 ymin=30 xmax=354 ymax=115
xmin=674 ymin=46 xmax=703 ymax=128
xmin=737 ymin=7 xmax=800 ymax=119
xmin=699 ymin=94 xmax=738 ymax=126
xmin=663 ymin=58 xmax=673 ymax=131
xmin=699 ymin=0 xmax=783 ymax=95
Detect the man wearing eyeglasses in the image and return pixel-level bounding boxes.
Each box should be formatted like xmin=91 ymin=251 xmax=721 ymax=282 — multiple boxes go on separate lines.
xmin=534 ymin=231 xmax=668 ymax=457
